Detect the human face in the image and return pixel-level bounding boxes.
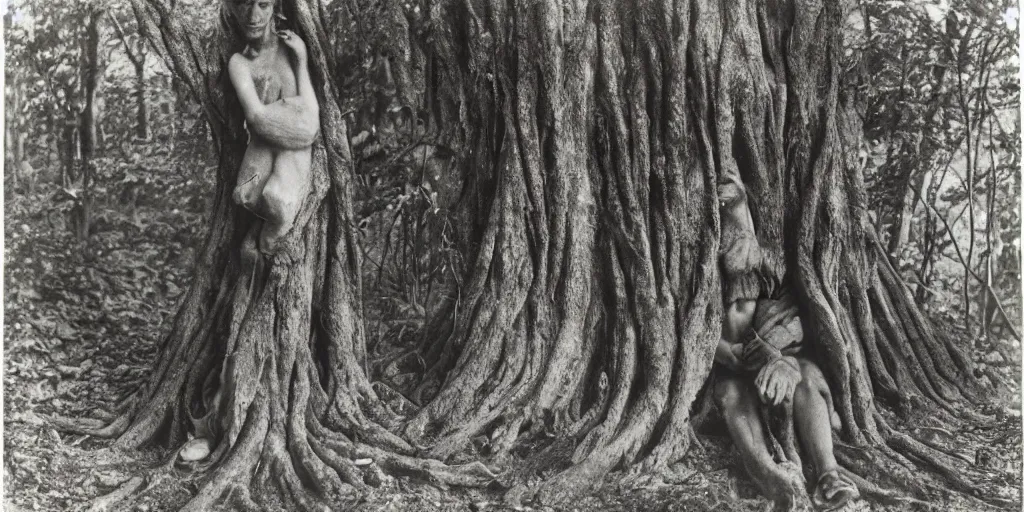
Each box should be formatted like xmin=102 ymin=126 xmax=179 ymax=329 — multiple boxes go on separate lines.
xmin=231 ymin=0 xmax=275 ymax=43
xmin=718 ymin=178 xmax=755 ymax=236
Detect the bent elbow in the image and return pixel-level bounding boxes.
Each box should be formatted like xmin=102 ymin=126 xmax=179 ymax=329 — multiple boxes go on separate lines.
xmin=244 ymin=99 xmax=320 ymax=149
xmin=242 ymin=106 xmax=266 ymax=131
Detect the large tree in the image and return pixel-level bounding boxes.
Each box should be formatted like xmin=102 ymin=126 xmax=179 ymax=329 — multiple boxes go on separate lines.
xmin=74 ymin=0 xmax=995 ymax=509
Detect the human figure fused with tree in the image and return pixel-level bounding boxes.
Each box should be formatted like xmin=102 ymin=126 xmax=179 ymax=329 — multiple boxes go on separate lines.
xmin=181 ymin=0 xmax=324 ymax=457
xmin=224 ymin=0 xmax=319 ymax=254
xmin=713 ymin=172 xmax=860 ymax=510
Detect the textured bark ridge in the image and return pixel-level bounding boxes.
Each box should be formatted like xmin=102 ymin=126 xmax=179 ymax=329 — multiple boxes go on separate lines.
xmin=70 ymin=1 xmax=494 ymax=510
xmin=68 ymin=0 xmax=994 ymax=509
xmin=395 ymin=0 xmax=989 ymax=503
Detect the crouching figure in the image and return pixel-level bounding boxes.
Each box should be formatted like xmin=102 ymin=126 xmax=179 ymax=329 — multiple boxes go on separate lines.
xmin=713 ymin=173 xmax=858 ymax=510
xmin=225 ymin=0 xmax=320 ymax=254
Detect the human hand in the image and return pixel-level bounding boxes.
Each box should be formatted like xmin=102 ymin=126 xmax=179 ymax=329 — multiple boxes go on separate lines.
xmin=754 ymin=356 xmax=801 ymax=406
xmin=278 ymin=29 xmax=308 ymax=66
xmin=714 ymin=339 xmax=743 ymax=370
xmin=741 ymin=332 xmax=782 ymax=370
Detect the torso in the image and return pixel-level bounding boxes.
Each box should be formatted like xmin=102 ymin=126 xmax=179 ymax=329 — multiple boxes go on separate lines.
xmin=243 ymin=44 xmax=298 ymax=105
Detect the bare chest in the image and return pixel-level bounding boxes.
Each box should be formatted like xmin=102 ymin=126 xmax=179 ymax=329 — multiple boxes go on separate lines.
xmin=248 ymin=47 xmax=298 ymax=105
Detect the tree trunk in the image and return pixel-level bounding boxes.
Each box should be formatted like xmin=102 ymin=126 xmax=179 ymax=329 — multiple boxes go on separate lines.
xmin=73 ymin=0 xmax=993 ymax=509
xmin=396 ymin=0 xmax=985 ymax=501
xmin=72 ymin=8 xmax=103 ymax=241
xmin=135 ymin=49 xmax=150 ymax=140
xmin=60 ymin=117 xmax=79 ymax=187
xmin=888 ymin=168 xmax=931 ymax=260
xmin=77 ymin=1 xmax=496 ymax=509
xmin=81 ymin=10 xmax=101 ymax=161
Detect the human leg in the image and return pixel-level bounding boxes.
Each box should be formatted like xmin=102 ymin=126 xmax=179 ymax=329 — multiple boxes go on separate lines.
xmin=233 ymin=140 xmax=275 ymax=211
xmin=259 ymin=146 xmax=312 ymax=252
xmin=715 ymin=374 xmax=801 ymax=504
xmin=793 ymin=358 xmax=839 ymax=475
xmin=793 ymin=358 xmax=858 ymax=509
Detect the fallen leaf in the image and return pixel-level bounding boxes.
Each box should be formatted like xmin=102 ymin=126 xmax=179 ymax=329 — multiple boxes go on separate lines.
xmin=55 ymin=322 xmax=76 ymax=340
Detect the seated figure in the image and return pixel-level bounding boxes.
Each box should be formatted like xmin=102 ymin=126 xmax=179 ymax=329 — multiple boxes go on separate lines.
xmin=225 ymin=0 xmax=320 ymax=254
xmin=713 ymin=173 xmax=858 ymax=510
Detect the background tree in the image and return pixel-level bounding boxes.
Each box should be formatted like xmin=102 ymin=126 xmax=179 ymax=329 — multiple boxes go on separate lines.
xmin=108 ymin=9 xmax=152 ymax=141
xmin=853 ymin=0 xmax=1020 ymax=343
xmin=5 ymin=0 xmax=97 ymax=187
xmin=5 ymin=0 xmax=203 ymax=238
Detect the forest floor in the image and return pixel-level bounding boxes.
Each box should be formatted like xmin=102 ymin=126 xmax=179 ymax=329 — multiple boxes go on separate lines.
xmin=3 ymin=151 xmax=1022 ymax=511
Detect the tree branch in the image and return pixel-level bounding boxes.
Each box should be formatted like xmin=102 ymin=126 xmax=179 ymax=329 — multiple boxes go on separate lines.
xmin=108 ymin=12 xmax=142 ymax=68
xmin=908 ymin=185 xmax=1022 ymax=341
xmin=128 ymin=0 xmax=225 ymax=131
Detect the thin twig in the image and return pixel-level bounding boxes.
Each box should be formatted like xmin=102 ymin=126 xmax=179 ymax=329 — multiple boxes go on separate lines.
xmin=907 ymin=186 xmax=1022 ymax=341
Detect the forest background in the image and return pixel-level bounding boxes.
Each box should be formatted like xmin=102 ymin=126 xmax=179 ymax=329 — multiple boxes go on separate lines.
xmin=2 ymin=0 xmax=1021 ymax=510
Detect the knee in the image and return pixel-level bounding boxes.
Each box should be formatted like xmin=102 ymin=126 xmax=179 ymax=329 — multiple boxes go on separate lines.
xmin=234 ymin=186 xmax=259 ymax=210
xmin=269 ymin=182 xmax=308 ymax=218
xmin=261 ymin=183 xmax=285 ymax=215
xmin=795 ymin=358 xmax=829 ymax=396
xmin=714 ymin=377 xmax=746 ymax=411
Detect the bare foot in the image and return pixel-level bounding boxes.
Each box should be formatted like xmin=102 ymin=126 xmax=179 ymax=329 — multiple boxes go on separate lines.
xmin=746 ymin=459 xmax=805 ymax=508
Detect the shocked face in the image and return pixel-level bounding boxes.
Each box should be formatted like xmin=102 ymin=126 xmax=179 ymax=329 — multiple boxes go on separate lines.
xmin=230 ymin=0 xmax=276 ymax=42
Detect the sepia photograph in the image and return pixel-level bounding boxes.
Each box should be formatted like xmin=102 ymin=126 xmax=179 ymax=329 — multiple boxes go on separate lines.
xmin=3 ymin=0 xmax=1021 ymax=510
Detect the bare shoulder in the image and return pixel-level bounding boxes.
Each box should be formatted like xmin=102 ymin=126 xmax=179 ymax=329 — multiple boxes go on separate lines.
xmin=228 ymin=53 xmax=253 ymax=76
xmin=228 ymin=53 xmax=256 ymax=88
xmin=229 ymin=52 xmax=251 ymax=69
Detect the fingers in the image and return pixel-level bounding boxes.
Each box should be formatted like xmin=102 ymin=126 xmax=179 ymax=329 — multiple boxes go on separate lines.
xmin=756 ymin=376 xmax=771 ymax=403
xmin=742 ymin=342 xmax=755 ymax=360
xmin=766 ymin=370 xmax=780 ymax=404
xmin=777 ymin=379 xmax=793 ymax=406
xmin=773 ymin=379 xmax=786 ymax=406
xmin=755 ymin=366 xmax=768 ymax=389
xmin=277 ymin=29 xmax=302 ymax=49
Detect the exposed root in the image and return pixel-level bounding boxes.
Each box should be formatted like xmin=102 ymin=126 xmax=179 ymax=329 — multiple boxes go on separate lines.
xmin=76 ymin=0 xmax=1000 ymax=510
xmin=87 ymin=476 xmax=146 ymax=512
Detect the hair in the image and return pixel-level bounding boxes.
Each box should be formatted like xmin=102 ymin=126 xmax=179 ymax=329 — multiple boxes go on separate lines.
xmin=219 ymin=0 xmax=287 ymax=52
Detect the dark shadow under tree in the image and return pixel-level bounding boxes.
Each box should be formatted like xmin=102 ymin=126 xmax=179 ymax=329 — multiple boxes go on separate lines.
xmin=66 ymin=0 xmax=1003 ymax=510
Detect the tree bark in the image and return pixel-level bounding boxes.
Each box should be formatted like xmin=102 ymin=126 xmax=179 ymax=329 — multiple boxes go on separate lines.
xmin=135 ymin=50 xmax=150 ymax=140
xmin=70 ymin=0 xmax=993 ymax=509
xmin=395 ymin=0 xmax=986 ymax=502
xmin=81 ymin=9 xmax=101 ymax=161
xmin=73 ymin=0 xmax=495 ymax=509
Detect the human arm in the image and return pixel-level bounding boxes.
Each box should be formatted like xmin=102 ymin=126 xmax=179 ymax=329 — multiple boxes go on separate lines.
xmin=754 ymin=356 xmax=801 ymax=406
xmin=278 ymin=30 xmax=317 ymax=109
xmin=717 ymin=298 xmax=755 ymax=370
xmin=714 ymin=339 xmax=744 ymax=370
xmin=227 ymin=53 xmax=318 ymax=150
xmin=247 ymin=99 xmax=319 ymax=149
